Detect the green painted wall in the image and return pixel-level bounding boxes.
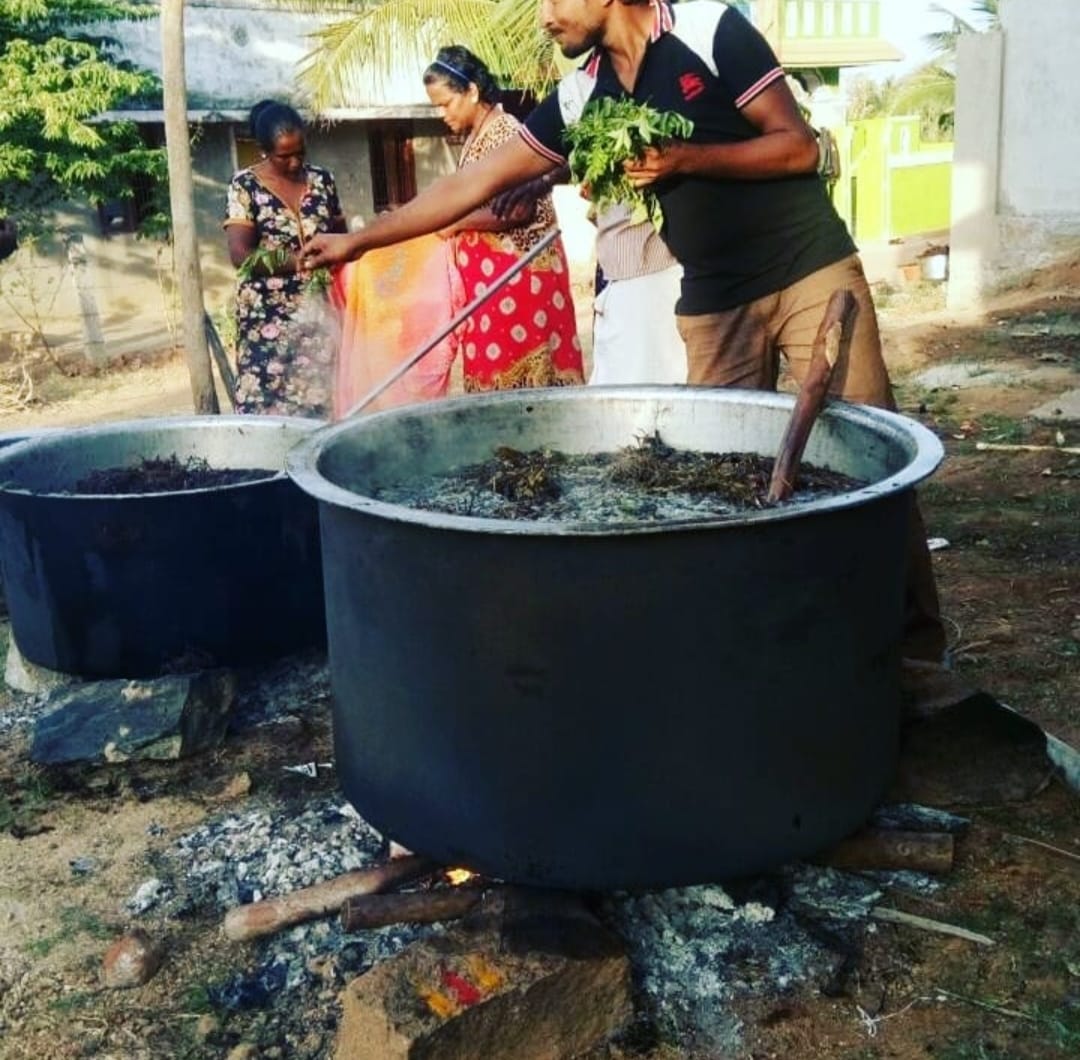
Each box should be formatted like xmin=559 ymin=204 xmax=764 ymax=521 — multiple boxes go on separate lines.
xmin=832 ymin=117 xmax=953 ymax=242
xmin=889 ymin=164 xmax=953 ymax=238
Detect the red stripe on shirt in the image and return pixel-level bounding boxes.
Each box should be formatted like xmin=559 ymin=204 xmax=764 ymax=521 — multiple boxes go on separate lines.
xmin=734 ymin=66 xmax=785 ymax=109
xmin=518 ymin=126 xmax=566 ymax=164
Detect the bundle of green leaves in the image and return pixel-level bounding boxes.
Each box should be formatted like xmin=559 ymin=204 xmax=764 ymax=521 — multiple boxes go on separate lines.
xmin=564 ymin=97 xmax=693 ymax=231
xmin=238 ymin=246 xmax=330 ymax=296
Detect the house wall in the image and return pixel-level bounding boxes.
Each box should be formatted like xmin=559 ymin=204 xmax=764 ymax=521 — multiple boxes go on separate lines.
xmin=948 ymin=0 xmax=1080 ymax=307
xmin=0 ymin=119 xmax=455 ymax=356
xmin=0 ymin=0 xmax=463 ymax=360
xmin=101 ymin=1 xmax=434 ymax=110
xmin=1 ymin=0 xmax=591 ymax=363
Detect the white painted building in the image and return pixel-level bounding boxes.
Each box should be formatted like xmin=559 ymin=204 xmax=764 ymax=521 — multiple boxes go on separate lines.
xmin=948 ymin=0 xmax=1080 ymax=308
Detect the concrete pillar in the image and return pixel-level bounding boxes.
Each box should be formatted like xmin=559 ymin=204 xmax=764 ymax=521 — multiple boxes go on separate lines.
xmin=65 ymin=235 xmax=108 ymax=364
xmin=947 ymin=31 xmax=1004 ymax=312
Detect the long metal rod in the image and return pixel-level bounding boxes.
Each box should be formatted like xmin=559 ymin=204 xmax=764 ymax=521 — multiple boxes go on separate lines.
xmin=342 ymin=227 xmax=560 ymax=419
xmin=204 ymin=311 xmax=237 ymax=410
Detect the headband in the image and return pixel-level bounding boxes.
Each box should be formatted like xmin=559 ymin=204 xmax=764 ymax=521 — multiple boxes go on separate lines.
xmin=432 ymin=58 xmax=470 ymax=86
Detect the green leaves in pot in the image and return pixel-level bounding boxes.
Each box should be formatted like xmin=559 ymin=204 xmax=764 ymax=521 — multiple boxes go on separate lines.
xmin=564 ymin=97 xmax=694 ymax=231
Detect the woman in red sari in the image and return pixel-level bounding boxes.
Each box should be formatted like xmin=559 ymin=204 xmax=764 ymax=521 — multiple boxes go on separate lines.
xmin=423 ymin=46 xmax=584 ymax=391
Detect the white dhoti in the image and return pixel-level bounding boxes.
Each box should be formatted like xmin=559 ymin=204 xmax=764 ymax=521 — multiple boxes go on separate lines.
xmin=588 ymin=263 xmax=687 ymax=385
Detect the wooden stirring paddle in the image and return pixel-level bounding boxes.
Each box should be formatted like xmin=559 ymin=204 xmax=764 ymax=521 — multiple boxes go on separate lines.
xmin=767 ymin=288 xmax=859 ymax=504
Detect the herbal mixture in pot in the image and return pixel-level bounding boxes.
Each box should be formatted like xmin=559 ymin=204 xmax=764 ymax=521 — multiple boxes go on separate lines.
xmin=376 ymin=432 xmax=862 ymax=523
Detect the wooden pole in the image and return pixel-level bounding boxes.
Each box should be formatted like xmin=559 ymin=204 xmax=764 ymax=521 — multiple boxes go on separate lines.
xmin=161 ymin=0 xmax=218 ymax=414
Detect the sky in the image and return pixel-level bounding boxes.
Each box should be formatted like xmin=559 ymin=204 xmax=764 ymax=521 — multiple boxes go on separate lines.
xmin=858 ymin=0 xmax=992 ymax=80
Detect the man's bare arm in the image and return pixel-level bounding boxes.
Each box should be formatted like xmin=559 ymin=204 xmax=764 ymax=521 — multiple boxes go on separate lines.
xmin=304 ymin=138 xmax=554 ymax=267
xmin=623 ymin=81 xmax=819 ymax=188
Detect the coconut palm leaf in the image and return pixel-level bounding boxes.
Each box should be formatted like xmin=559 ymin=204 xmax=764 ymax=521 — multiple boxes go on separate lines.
xmin=891 ymin=63 xmax=955 ymax=114
xmin=845 ymin=75 xmax=901 ymax=121
xmin=281 ymin=0 xmax=559 ymax=110
xmin=889 ymin=62 xmax=957 ymax=139
xmin=488 ymin=0 xmax=561 ymax=90
xmin=923 ymin=0 xmax=999 ymax=60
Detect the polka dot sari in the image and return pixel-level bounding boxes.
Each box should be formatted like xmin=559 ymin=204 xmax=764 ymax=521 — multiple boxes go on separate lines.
xmin=454 ymin=111 xmax=584 ymax=391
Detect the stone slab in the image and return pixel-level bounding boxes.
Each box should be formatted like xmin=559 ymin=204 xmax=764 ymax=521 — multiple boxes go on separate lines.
xmin=335 ymin=894 xmax=632 ymax=1060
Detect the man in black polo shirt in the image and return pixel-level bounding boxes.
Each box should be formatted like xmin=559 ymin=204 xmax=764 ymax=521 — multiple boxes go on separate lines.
xmin=304 ymin=0 xmax=946 ymax=665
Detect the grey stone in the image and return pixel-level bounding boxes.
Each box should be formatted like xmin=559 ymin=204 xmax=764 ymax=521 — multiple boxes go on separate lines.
xmin=101 ymin=928 xmax=163 ymax=989
xmin=30 ymin=669 xmax=238 ymax=765
xmin=1029 ymin=387 xmax=1080 ymax=422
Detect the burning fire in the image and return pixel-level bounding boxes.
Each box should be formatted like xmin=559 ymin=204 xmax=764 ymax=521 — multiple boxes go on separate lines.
xmin=445 ymin=867 xmax=476 ymax=886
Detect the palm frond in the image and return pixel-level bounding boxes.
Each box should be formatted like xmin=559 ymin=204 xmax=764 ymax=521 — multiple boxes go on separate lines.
xmin=889 ymin=63 xmax=955 ymax=123
xmin=295 ymin=0 xmax=495 ymax=110
xmin=486 ymin=0 xmax=560 ymax=93
xmin=289 ymin=0 xmax=560 ymax=111
xmin=923 ymin=0 xmax=1000 ymax=58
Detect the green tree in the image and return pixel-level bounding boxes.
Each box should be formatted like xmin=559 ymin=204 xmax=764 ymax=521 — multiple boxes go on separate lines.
xmin=0 ymin=0 xmax=166 ymax=238
xmin=845 ymin=75 xmax=902 ymax=122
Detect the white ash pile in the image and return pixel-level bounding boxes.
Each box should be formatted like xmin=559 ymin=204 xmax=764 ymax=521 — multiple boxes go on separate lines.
xmin=226 ymin=649 xmax=331 ymax=731
xmin=132 ymin=783 xmax=951 ymax=1057
xmin=139 ymin=795 xmax=432 ymax=1009
xmin=598 ymin=865 xmax=891 ymax=1054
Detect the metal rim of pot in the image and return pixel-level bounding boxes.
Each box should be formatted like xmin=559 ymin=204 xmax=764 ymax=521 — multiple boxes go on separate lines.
xmin=0 ymin=414 xmax=323 ymax=499
xmin=285 ymin=386 xmax=945 ymax=537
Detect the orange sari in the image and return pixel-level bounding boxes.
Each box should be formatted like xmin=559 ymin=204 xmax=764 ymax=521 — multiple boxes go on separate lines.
xmin=331 ymin=234 xmax=463 ymax=418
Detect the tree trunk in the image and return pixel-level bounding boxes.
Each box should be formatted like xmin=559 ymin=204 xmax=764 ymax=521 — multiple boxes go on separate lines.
xmin=160 ymin=0 xmax=218 ymax=414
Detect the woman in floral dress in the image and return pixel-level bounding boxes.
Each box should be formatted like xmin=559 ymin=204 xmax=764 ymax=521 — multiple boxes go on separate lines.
xmin=224 ymin=100 xmax=347 ymax=417
xmin=423 ymin=47 xmax=584 ymax=391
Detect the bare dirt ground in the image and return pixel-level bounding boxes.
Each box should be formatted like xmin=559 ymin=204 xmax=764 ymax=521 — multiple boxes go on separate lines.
xmin=0 ymin=263 xmax=1078 ymax=1060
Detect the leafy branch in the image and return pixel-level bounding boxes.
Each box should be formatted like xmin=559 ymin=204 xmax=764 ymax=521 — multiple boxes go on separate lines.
xmin=564 ymin=98 xmax=694 ymax=231
xmin=237 ymin=245 xmax=330 ymax=297
xmin=236 ymin=245 xmax=291 ymax=281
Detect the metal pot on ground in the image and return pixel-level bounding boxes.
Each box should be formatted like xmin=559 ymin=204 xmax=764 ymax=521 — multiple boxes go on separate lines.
xmin=0 ymin=428 xmax=60 ymax=617
xmin=287 ymin=387 xmax=944 ymax=890
xmin=0 ymin=415 xmax=325 ymax=678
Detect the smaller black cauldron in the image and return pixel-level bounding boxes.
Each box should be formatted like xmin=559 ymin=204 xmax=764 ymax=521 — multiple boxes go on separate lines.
xmin=0 ymin=416 xmax=325 ymax=678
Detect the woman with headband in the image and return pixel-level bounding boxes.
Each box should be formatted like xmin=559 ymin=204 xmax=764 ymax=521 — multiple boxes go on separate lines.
xmin=422 ymin=46 xmax=584 ymax=391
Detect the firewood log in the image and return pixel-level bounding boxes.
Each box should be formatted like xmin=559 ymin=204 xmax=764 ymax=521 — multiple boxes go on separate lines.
xmin=816 ymin=828 xmax=955 ymax=874
xmin=340 ymin=885 xmax=487 ymax=932
xmin=223 ymin=855 xmax=436 ymax=942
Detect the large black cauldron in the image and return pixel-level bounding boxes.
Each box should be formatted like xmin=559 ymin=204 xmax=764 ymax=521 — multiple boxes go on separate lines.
xmin=287 ymin=388 xmax=944 ymax=889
